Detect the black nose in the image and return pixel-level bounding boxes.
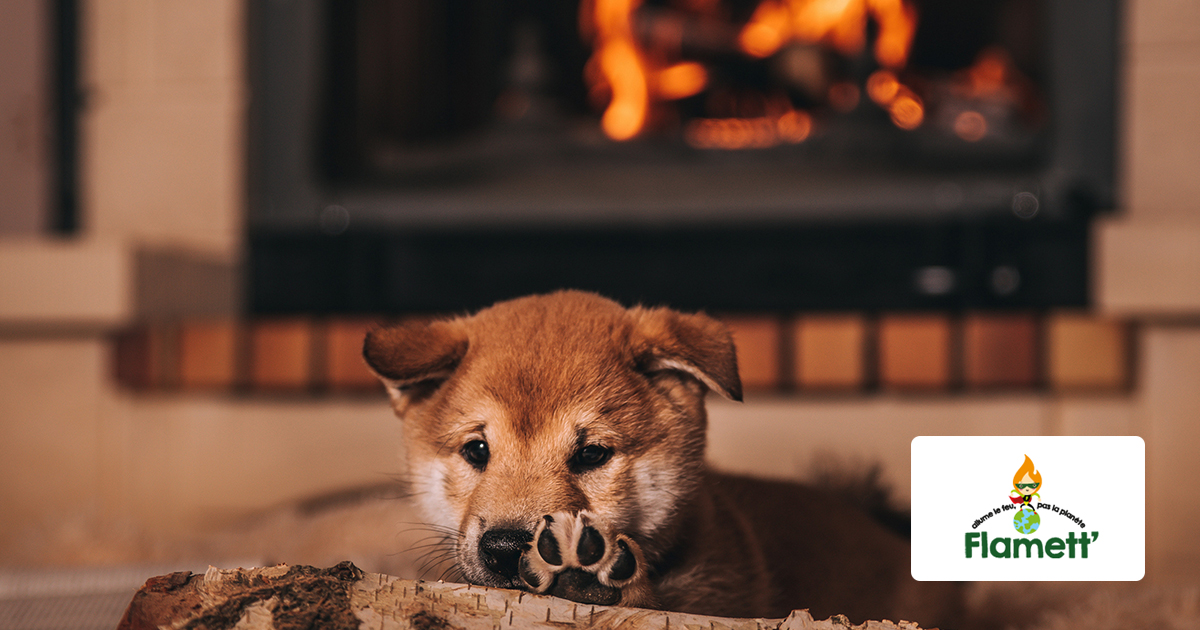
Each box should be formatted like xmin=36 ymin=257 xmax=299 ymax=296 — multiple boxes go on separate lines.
xmin=478 ymin=529 xmax=532 ymax=579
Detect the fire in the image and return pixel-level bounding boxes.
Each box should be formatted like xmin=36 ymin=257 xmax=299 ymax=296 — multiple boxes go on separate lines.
xmin=1012 ymin=455 xmax=1043 ymax=490
xmin=958 ymin=47 xmax=1013 ymax=99
xmin=866 ymin=69 xmax=901 ymax=105
xmin=942 ymin=47 xmax=1042 ymax=142
xmin=867 ymin=69 xmax=924 ymax=129
xmin=580 ymin=0 xmax=920 ymax=142
xmin=657 ymin=62 xmax=709 ymax=101
xmin=868 ymin=0 xmax=917 ymax=69
xmin=685 ymin=109 xmax=812 ymax=149
xmin=583 ymin=0 xmax=651 ymax=141
xmin=738 ymin=0 xmax=916 ymax=68
xmin=888 ymin=87 xmax=924 ymax=129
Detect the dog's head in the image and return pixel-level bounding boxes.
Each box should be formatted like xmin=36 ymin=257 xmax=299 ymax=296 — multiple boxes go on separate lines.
xmin=363 ymin=291 xmax=740 ymax=588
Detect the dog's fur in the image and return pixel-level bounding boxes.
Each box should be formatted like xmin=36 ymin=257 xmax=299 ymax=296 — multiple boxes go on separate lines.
xmin=363 ymin=291 xmax=961 ymax=624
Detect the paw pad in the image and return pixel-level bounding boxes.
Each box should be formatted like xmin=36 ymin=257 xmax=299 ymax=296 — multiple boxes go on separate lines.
xmin=576 ymin=525 xmax=605 ymax=566
xmin=536 ymin=516 xmax=563 ymax=566
xmin=518 ymin=511 xmax=649 ymax=607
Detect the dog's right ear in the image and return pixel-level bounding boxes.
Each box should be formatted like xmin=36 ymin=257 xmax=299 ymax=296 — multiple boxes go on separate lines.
xmin=362 ymin=319 xmax=469 ymax=403
xmin=630 ymin=306 xmax=743 ymax=402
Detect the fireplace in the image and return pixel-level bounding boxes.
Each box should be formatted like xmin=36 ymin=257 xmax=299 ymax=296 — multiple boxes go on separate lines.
xmin=247 ymin=0 xmax=1116 ymax=313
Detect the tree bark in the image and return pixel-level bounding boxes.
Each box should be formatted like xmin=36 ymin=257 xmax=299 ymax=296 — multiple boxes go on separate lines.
xmin=117 ymin=562 xmax=933 ymax=630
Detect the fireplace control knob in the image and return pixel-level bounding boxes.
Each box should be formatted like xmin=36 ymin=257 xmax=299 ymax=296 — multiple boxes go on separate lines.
xmin=914 ymin=266 xmax=956 ymax=296
xmin=991 ymin=266 xmax=1021 ymax=296
xmin=1012 ymin=192 xmax=1040 ymax=219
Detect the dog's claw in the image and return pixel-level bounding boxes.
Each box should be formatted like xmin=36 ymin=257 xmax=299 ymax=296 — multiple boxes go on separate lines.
xmin=520 ymin=511 xmax=655 ymax=608
xmin=518 ymin=554 xmax=544 ymax=589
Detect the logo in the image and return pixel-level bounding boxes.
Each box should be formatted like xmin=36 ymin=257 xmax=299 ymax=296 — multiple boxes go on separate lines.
xmin=911 ymin=436 xmax=1144 ymax=581
xmin=1009 ymin=455 xmax=1042 ymax=533
xmin=963 ymin=453 xmax=1099 ymax=561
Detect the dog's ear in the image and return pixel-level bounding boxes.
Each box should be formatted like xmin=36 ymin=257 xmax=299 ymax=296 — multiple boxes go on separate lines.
xmin=630 ymin=306 xmax=743 ymax=402
xmin=363 ymin=319 xmax=469 ymax=400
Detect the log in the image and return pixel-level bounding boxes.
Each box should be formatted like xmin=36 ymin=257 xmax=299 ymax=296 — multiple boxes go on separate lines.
xmin=117 ymin=562 xmax=934 ymax=630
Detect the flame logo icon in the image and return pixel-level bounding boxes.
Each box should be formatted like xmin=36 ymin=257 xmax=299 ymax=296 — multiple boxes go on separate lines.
xmin=1009 ymin=455 xmax=1043 ymax=534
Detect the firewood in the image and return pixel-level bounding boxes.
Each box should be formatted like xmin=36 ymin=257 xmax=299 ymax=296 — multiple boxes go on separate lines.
xmin=117 ymin=562 xmax=934 ymax=630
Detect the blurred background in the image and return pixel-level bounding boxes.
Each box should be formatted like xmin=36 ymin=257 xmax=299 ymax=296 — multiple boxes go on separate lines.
xmin=1 ymin=0 xmax=1198 ymax=626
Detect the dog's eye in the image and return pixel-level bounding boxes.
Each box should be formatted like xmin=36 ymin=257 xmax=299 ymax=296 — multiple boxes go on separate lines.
xmin=461 ymin=440 xmax=490 ymax=469
xmin=571 ymin=444 xmax=612 ymax=471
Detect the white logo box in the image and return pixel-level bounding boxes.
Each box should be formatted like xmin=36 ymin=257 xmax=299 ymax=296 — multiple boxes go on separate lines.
xmin=911 ymin=436 xmax=1144 ymax=581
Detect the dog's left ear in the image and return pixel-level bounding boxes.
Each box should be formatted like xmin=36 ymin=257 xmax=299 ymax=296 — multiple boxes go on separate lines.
xmin=630 ymin=306 xmax=743 ymax=402
xmin=362 ymin=319 xmax=469 ymax=404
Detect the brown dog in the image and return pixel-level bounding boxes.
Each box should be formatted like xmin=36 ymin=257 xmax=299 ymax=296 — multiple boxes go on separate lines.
xmin=363 ymin=291 xmax=961 ymax=624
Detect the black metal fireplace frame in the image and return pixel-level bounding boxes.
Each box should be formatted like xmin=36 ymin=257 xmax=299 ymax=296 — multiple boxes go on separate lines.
xmin=246 ymin=0 xmax=1118 ymax=314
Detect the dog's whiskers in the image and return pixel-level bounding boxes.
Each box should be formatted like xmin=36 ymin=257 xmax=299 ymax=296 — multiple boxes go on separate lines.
xmin=397 ymin=520 xmax=466 ymax=582
xmin=436 ymin=563 xmax=465 ymax=583
xmin=398 ymin=521 xmax=464 ymax=536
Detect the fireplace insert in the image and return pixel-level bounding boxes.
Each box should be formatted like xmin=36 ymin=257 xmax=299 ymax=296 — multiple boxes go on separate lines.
xmin=247 ymin=0 xmax=1116 ymax=313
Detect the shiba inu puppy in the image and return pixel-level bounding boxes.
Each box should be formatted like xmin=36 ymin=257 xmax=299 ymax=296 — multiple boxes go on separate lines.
xmin=363 ymin=291 xmax=960 ymax=624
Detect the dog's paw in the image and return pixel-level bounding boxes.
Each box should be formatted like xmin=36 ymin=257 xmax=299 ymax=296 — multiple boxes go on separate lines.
xmin=518 ymin=511 xmax=655 ymax=608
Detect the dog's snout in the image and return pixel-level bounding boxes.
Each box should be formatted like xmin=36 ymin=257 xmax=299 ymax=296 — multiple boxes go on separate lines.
xmin=478 ymin=529 xmax=533 ymax=579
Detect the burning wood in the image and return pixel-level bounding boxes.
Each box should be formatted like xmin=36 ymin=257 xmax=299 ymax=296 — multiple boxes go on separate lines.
xmin=580 ymin=0 xmax=919 ymax=144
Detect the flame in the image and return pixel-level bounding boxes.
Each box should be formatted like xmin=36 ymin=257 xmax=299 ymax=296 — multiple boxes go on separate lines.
xmin=580 ymin=0 xmax=921 ymax=142
xmin=866 ymin=69 xmax=901 ymax=105
xmin=582 ymin=0 xmax=712 ymax=140
xmin=657 ymin=62 xmax=709 ymax=100
xmin=868 ymin=0 xmax=917 ymax=69
xmin=888 ymin=86 xmax=923 ymax=129
xmin=1012 ymin=454 xmax=1043 ymax=490
xmin=738 ymin=0 xmax=916 ymax=68
xmin=685 ymin=109 xmax=812 ymax=149
xmin=867 ymin=69 xmax=924 ymax=129
xmin=959 ymin=47 xmax=1012 ymax=99
xmin=740 ymin=2 xmax=791 ymax=58
xmin=584 ymin=0 xmax=651 ymax=140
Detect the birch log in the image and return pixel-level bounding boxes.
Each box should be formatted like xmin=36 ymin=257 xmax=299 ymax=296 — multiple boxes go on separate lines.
xmin=116 ymin=562 xmax=934 ymax=630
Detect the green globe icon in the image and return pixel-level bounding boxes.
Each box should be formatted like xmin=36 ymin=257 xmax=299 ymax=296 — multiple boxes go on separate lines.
xmin=1013 ymin=508 xmax=1041 ymax=534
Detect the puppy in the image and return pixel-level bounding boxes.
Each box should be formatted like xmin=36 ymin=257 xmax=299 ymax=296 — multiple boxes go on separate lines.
xmin=363 ymin=291 xmax=960 ymax=624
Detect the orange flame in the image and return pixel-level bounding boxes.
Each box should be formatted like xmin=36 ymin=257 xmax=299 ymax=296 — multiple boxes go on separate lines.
xmin=888 ymin=86 xmax=923 ymax=129
xmin=868 ymin=0 xmax=917 ymax=69
xmin=657 ymin=62 xmax=709 ymax=101
xmin=1012 ymin=454 xmax=1043 ymax=489
xmin=738 ymin=0 xmax=916 ymax=68
xmin=685 ymin=109 xmax=812 ymax=149
xmin=867 ymin=69 xmax=924 ymax=129
xmin=581 ymin=0 xmax=920 ymax=142
xmin=582 ymin=0 xmax=714 ymax=140
xmin=584 ymin=0 xmax=651 ymax=140
xmin=866 ymin=69 xmax=901 ymax=105
xmin=960 ymin=47 xmax=1012 ymax=99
